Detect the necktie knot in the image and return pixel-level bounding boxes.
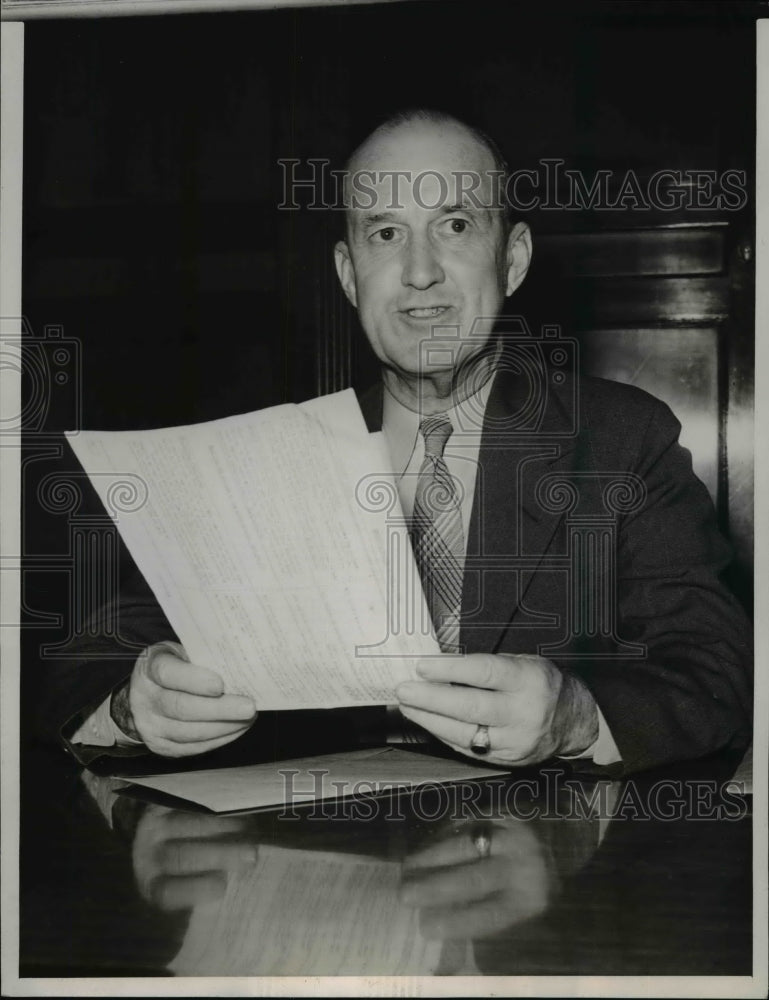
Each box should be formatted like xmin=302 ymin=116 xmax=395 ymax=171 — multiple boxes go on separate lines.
xmin=420 ymin=414 xmax=453 ymax=459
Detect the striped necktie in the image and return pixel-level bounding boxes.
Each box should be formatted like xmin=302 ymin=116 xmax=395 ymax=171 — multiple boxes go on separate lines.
xmin=411 ymin=414 xmax=465 ymax=652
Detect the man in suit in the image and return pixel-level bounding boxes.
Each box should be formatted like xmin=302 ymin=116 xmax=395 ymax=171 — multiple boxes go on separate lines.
xmin=49 ymin=109 xmax=751 ymax=776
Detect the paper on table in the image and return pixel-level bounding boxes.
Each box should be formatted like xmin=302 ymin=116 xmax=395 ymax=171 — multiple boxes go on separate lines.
xmin=168 ymin=843 xmax=442 ymax=976
xmin=121 ymin=747 xmax=507 ymax=813
xmin=66 ymin=389 xmax=440 ymax=709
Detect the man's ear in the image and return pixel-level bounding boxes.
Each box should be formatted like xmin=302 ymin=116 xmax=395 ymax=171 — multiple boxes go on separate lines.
xmin=504 ymin=221 xmax=533 ymax=297
xmin=334 ymin=241 xmax=358 ymax=309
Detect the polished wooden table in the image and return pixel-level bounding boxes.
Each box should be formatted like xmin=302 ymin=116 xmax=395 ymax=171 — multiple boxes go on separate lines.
xmin=19 ymin=743 xmax=751 ymax=978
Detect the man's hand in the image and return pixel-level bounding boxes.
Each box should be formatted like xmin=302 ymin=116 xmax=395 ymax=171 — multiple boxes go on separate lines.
xmin=395 ymin=653 xmax=598 ymax=766
xmin=112 ymin=644 xmax=258 ymax=757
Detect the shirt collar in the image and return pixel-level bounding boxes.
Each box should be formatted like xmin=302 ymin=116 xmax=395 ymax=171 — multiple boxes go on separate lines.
xmin=382 ymin=365 xmax=496 ymax=475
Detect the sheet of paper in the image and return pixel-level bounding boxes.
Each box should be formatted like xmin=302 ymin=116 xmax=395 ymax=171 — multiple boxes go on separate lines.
xmin=168 ymin=843 xmax=443 ymax=976
xmin=66 ymin=389 xmax=440 ymax=709
xmin=121 ymin=747 xmax=506 ymax=813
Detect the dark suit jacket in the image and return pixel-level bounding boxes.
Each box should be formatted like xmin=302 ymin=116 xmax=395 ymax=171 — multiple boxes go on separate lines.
xmin=34 ymin=358 xmax=752 ymax=776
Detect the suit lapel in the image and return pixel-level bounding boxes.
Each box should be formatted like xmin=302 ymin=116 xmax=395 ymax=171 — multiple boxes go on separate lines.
xmin=356 ymin=383 xmax=384 ymax=433
xmin=460 ymin=357 xmax=580 ymax=654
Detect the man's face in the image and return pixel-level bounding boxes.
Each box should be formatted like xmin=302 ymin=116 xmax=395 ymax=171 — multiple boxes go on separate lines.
xmin=334 ymin=120 xmax=530 ymax=386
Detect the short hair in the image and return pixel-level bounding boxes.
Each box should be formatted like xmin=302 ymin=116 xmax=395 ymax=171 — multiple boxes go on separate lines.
xmin=341 ymin=108 xmax=513 ymax=234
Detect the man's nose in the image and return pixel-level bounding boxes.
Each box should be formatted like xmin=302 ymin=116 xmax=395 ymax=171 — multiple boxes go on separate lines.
xmin=401 ymin=234 xmax=445 ymax=289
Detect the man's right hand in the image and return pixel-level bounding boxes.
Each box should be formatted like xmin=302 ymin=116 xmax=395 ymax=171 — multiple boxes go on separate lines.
xmin=112 ymin=643 xmax=258 ymax=757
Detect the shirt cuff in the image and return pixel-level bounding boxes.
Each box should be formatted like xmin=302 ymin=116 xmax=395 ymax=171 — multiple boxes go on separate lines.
xmin=558 ymin=705 xmax=622 ymax=766
xmin=69 ymin=640 xmax=188 ymax=750
xmin=70 ymin=693 xmax=144 ymax=748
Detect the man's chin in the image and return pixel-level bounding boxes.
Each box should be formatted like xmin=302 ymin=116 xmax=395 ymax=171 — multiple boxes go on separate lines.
xmin=390 ymin=360 xmax=458 ymax=383
xmin=374 ymin=330 xmax=495 ymax=385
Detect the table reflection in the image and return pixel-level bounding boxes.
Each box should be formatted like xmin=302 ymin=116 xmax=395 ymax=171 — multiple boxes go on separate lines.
xmin=116 ymin=774 xmax=608 ymax=976
xmin=19 ymin=748 xmax=751 ymax=978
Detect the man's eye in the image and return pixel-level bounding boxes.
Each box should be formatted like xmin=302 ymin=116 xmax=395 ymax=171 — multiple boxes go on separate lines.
xmin=373 ymin=227 xmax=396 ymax=242
xmin=448 ymin=218 xmax=468 ymax=233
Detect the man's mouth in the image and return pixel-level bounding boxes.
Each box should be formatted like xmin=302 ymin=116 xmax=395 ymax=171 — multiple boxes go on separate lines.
xmin=402 ymin=306 xmax=451 ymax=318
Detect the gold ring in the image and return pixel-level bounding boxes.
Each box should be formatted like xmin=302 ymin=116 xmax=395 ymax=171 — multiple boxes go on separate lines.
xmin=470 ymin=724 xmax=491 ymax=755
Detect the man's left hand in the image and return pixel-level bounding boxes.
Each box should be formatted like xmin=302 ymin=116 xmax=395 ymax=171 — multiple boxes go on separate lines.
xmin=396 ymin=653 xmax=598 ymax=766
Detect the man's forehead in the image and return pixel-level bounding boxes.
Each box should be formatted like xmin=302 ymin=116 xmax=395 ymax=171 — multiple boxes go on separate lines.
xmin=349 ymin=119 xmax=497 ymax=175
xmin=344 ymin=120 xmax=503 ymax=216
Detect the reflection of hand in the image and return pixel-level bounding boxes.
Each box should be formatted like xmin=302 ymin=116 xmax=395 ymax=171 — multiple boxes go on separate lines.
xmin=132 ymin=804 xmax=257 ymax=912
xmin=114 ymin=643 xmax=258 ymax=757
xmin=396 ymin=654 xmax=598 ymax=766
xmin=399 ymin=820 xmax=555 ymax=941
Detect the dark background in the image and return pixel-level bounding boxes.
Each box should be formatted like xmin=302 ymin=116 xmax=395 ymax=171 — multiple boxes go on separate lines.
xmin=21 ymin=0 xmax=756 ymax=424
xmin=19 ymin=0 xmax=757 ymax=739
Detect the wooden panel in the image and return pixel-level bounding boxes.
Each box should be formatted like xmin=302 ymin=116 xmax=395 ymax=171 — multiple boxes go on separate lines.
xmin=579 ymin=327 xmax=720 ymax=504
xmin=569 ymin=276 xmax=729 ymax=328
xmin=536 ymin=226 xmax=725 ymax=278
xmin=723 ymin=233 xmax=754 ymax=602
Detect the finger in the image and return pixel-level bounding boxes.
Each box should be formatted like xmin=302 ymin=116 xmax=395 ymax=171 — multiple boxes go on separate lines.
xmin=415 ymin=654 xmax=520 ymax=691
xmin=150 ymin=872 xmax=227 ymax=911
xmin=399 ymin=706 xmax=536 ymax=766
xmin=399 ymin=704 xmax=481 ymax=750
xmin=401 ymin=705 xmax=495 ymax=753
xmin=157 ymin=688 xmax=256 ymax=723
xmin=420 ymin=893 xmax=520 ymax=941
xmin=148 ymin=654 xmax=225 ymax=697
xmin=401 ymin=857 xmax=509 ymax=908
xmin=145 ymin=727 xmax=255 ymax=758
xmin=159 ymin=839 xmax=258 ymax=876
xmin=403 ymin=822 xmax=544 ymax=876
xmin=403 ymin=828 xmax=503 ymax=872
xmin=396 ymin=681 xmax=511 ymax=726
xmin=152 ymin=717 xmax=255 ymax=745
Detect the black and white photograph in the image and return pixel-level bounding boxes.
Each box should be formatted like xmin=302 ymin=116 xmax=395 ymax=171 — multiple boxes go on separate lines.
xmin=0 ymin=0 xmax=765 ymax=995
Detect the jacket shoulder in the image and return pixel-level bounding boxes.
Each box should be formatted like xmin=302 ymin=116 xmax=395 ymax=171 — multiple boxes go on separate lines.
xmin=578 ymin=374 xmax=675 ymax=421
xmin=576 ymin=374 xmax=680 ymax=439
